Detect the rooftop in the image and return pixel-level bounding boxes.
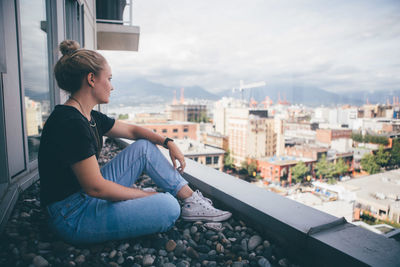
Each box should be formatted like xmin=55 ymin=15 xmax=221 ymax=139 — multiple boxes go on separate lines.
xmin=174 ymin=139 xmax=225 ymax=156
xmin=0 ymin=139 xmax=299 ymax=267
xmin=342 ymin=169 xmax=400 ymax=208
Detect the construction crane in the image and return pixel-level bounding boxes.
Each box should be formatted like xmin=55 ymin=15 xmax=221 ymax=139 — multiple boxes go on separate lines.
xmin=232 ymin=80 xmax=266 ymax=101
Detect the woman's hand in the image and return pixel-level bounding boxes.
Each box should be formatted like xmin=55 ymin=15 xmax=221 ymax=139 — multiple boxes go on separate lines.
xmin=168 ymin=141 xmax=186 ymax=174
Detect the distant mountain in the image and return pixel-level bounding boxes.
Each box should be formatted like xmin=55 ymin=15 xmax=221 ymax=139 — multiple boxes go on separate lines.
xmin=25 ymin=88 xmax=50 ymax=102
xmin=110 ymin=78 xmax=218 ymax=106
xmin=216 ymin=84 xmax=364 ymax=106
xmin=344 ymin=89 xmax=400 ymax=105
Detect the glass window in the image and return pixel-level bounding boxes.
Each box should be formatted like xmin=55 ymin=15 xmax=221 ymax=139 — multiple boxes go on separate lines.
xmin=153 ymin=129 xmax=157 ymax=132
xmin=194 ymin=157 xmax=198 ymax=162
xmin=213 ymin=156 xmax=219 ymax=164
xmin=20 ymin=0 xmax=50 ymax=162
xmin=206 ymin=156 xmax=212 ymax=164
xmin=162 ymin=129 xmax=167 ymax=133
xmin=183 ymin=128 xmax=189 ymax=132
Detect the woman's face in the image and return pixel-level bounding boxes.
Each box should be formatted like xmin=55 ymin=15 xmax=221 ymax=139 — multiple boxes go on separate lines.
xmin=93 ymin=62 xmax=113 ymax=104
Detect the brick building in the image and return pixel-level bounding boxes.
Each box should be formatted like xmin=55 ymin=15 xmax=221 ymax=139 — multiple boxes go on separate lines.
xmin=139 ymin=121 xmax=198 ymax=140
xmin=257 ymin=156 xmax=315 ymax=183
xmin=316 ymin=128 xmax=352 ymax=145
xmin=285 ymin=145 xmax=328 ymax=161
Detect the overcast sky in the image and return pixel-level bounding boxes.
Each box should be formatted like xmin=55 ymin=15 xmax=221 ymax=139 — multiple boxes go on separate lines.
xmin=100 ymin=0 xmax=400 ymax=94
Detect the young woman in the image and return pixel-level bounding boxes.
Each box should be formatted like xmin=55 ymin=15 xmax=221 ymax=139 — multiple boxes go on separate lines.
xmin=38 ymin=40 xmax=231 ymax=244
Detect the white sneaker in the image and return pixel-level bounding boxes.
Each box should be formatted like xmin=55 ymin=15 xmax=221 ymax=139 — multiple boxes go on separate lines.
xmin=181 ymin=190 xmax=232 ymax=222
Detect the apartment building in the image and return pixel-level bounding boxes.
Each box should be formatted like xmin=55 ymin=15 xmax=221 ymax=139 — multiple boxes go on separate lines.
xmin=227 ymin=108 xmax=284 ymax=166
xmin=0 ymin=0 xmax=139 ymax=230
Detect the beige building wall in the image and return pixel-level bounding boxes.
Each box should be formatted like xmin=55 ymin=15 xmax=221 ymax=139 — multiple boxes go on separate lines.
xmin=228 ymin=108 xmax=249 ymax=165
xmin=247 ymin=116 xmax=277 ymax=159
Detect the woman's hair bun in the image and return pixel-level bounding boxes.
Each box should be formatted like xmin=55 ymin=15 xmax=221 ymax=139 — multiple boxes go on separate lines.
xmin=59 ymin=40 xmax=80 ymax=56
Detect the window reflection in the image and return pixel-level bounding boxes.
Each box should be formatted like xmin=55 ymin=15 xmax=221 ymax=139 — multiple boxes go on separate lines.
xmin=20 ymin=0 xmax=50 ymax=162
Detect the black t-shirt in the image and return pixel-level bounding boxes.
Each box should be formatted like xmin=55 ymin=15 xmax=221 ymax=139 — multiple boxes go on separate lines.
xmin=38 ymin=105 xmax=115 ymax=207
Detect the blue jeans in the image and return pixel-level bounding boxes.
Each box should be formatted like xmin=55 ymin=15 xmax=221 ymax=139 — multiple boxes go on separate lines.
xmin=46 ymin=139 xmax=188 ymax=244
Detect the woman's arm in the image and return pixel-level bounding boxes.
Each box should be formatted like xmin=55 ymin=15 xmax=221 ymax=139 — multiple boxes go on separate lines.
xmin=105 ymin=120 xmax=186 ymax=173
xmin=72 ymin=155 xmax=156 ymax=201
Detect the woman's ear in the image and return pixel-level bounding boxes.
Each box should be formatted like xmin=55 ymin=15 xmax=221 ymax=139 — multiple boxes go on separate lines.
xmin=87 ymin=73 xmax=95 ymax=87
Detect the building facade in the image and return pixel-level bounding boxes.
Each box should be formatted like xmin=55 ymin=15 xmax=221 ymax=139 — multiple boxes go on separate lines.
xmin=140 ymin=121 xmax=198 ymax=140
xmin=0 ymin=0 xmax=139 ymax=231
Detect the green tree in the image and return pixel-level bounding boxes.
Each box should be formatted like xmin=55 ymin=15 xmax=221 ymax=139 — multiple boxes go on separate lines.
xmin=334 ymin=158 xmax=349 ymax=177
xmin=118 ymin=113 xmax=129 ymax=120
xmin=224 ymin=150 xmax=234 ymax=170
xmin=240 ymin=160 xmax=257 ymax=176
xmin=247 ymin=161 xmax=257 ymax=177
xmin=315 ymin=155 xmax=330 ymax=179
xmin=375 ymin=145 xmax=390 ymax=169
xmin=389 ymin=139 xmax=400 ymax=168
xmin=291 ymin=161 xmax=309 ymax=183
xmin=361 ymin=154 xmax=380 ymax=174
xmin=351 ymin=133 xmax=363 ymax=143
xmin=315 ymin=155 xmax=335 ymax=179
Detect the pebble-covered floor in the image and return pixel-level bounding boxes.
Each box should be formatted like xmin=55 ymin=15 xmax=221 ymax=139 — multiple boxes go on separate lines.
xmin=0 ymin=139 xmax=301 ymax=267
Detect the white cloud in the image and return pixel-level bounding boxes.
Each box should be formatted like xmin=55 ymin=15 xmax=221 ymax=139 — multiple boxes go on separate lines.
xmin=100 ymin=0 xmax=400 ymax=93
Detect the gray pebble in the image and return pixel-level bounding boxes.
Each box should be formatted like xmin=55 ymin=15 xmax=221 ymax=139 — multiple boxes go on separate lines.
xmin=190 ymin=226 xmax=198 ymax=234
xmin=174 ymin=241 xmax=185 ymax=257
xmin=159 ymin=249 xmax=168 ymax=256
xmin=68 ymin=261 xmax=76 ymax=267
xmin=118 ymin=243 xmax=129 ymax=251
xmin=117 ymin=255 xmax=124 ymax=264
xmin=33 ymin=255 xmax=49 ymax=267
xmin=74 ymin=254 xmax=85 ymax=264
xmin=248 ymin=235 xmax=263 ymax=251
xmin=164 ymin=263 xmax=177 ymax=267
xmin=143 ymin=254 xmax=154 ymax=266
xmin=258 ymin=257 xmax=271 ymax=267
xmin=109 ymin=249 xmax=117 ymax=258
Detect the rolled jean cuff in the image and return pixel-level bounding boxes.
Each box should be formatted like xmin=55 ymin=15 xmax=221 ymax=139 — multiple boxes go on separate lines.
xmin=172 ymin=180 xmax=189 ymax=197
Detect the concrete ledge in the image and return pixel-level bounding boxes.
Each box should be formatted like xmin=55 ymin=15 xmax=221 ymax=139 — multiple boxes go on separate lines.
xmin=118 ymin=138 xmax=400 ymax=266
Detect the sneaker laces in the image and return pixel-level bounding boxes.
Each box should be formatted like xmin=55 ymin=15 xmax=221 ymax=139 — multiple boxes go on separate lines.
xmin=195 ymin=190 xmax=213 ymax=206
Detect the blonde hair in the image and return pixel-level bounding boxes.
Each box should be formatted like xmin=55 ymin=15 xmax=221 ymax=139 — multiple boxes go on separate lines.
xmin=54 ymin=40 xmax=106 ymax=94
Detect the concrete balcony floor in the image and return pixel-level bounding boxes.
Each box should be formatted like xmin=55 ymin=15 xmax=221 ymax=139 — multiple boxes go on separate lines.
xmin=0 ymin=139 xmax=301 ymax=267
